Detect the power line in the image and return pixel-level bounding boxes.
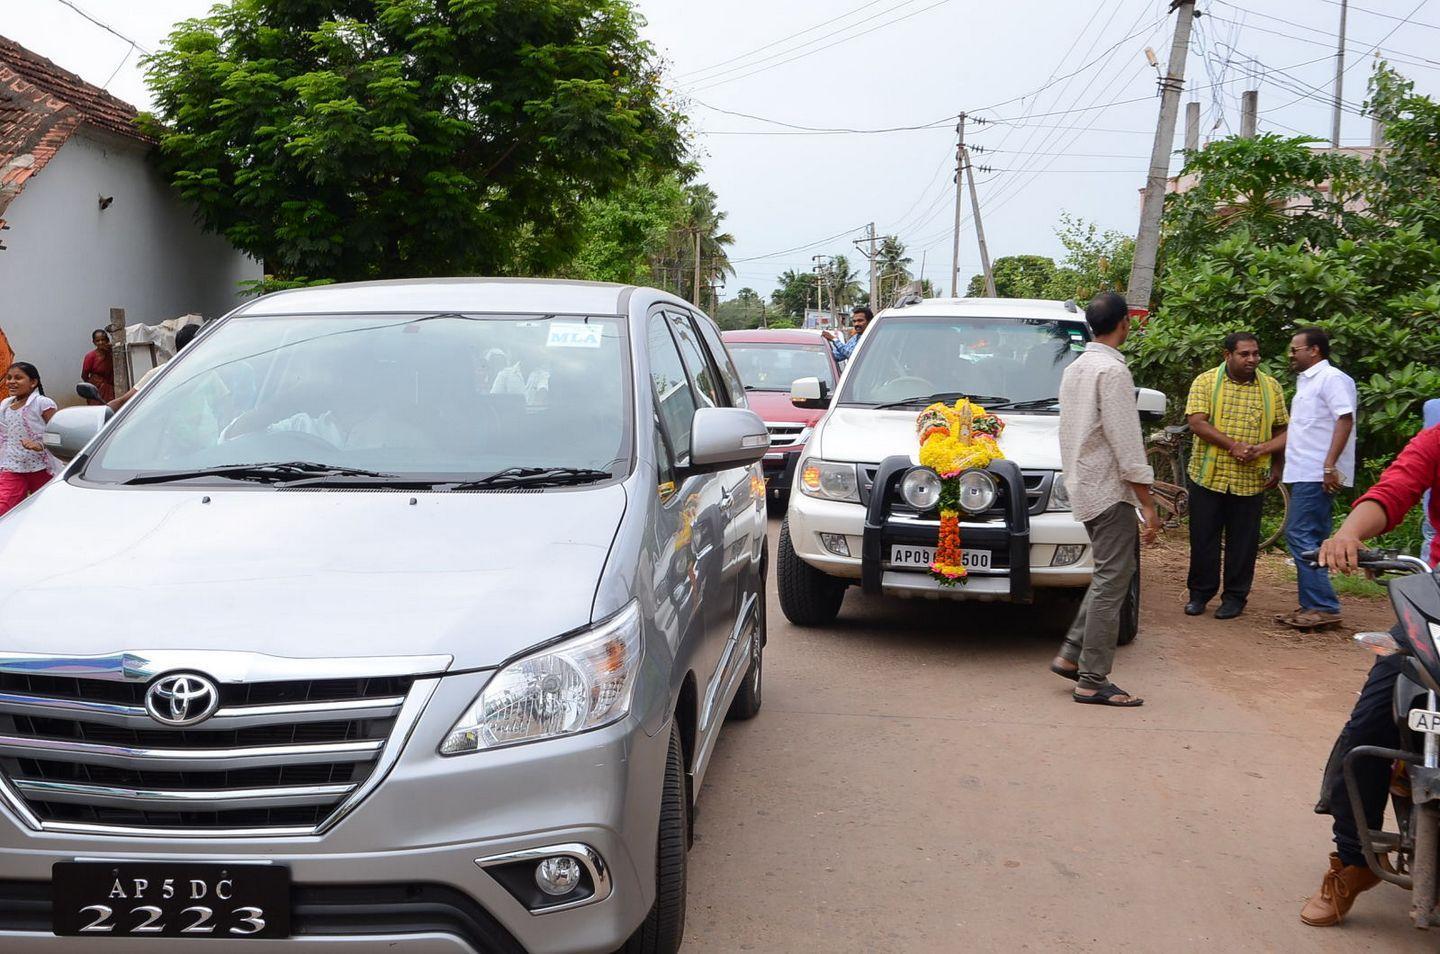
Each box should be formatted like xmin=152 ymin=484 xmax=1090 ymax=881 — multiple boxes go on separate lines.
xmin=1206 ymin=6 xmax=1440 ymax=72
xmin=1313 ymin=0 xmax=1440 ymax=32
xmin=675 ymin=0 xmax=892 ymax=79
xmin=47 ymin=0 xmax=151 ymax=55
xmin=691 ymin=99 xmax=955 ymax=134
xmin=730 ymin=225 xmax=868 ymax=263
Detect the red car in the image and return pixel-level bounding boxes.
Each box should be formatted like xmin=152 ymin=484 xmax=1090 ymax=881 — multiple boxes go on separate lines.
xmin=721 ymin=328 xmax=842 ymax=504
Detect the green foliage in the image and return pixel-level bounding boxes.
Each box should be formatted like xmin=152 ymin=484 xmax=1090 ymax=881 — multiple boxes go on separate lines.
xmin=770 ymin=269 xmax=815 ymax=319
xmin=559 ymin=171 xmax=686 ymax=285
xmin=142 ymin=0 xmax=685 ymax=282
xmin=713 ymin=287 xmax=767 ymax=330
xmin=963 ymin=216 xmax=1131 ymax=302
xmin=967 ymin=255 xmax=1057 ymax=298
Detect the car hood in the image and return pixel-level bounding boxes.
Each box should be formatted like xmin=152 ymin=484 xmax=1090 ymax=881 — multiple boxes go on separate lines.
xmin=815 ymin=407 xmax=1062 ymax=469
xmin=0 ymin=481 xmax=627 ymax=671
xmin=742 ymin=390 xmax=822 ymax=426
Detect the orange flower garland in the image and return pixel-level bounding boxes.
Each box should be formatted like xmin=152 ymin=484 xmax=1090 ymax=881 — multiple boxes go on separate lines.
xmin=915 ymin=399 xmax=1006 ymax=585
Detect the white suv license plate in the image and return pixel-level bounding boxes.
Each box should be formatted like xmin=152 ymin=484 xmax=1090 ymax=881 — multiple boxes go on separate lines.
xmin=1409 ymin=709 xmax=1440 ymax=734
xmin=889 ymin=545 xmax=991 ymax=571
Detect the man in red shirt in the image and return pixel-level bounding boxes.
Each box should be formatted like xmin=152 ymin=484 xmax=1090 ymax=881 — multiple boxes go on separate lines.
xmin=1300 ymin=422 xmax=1440 ymax=926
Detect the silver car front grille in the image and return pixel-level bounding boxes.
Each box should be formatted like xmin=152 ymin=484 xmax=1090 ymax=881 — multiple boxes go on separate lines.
xmin=0 ymin=651 xmax=448 ymax=837
xmin=765 ymin=422 xmax=808 ymax=448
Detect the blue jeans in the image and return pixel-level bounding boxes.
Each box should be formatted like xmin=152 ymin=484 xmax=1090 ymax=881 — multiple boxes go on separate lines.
xmin=1285 ymin=482 xmax=1340 ymax=613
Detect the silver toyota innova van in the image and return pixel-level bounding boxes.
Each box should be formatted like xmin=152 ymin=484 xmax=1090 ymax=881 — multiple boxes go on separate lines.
xmin=0 ymin=279 xmax=769 ymax=954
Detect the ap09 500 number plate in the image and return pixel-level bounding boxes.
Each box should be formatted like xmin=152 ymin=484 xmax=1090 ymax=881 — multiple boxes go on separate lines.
xmin=52 ymin=862 xmax=290 ymax=939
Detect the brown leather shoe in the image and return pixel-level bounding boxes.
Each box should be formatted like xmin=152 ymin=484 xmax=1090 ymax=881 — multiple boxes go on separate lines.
xmin=1300 ymin=853 xmax=1382 ymax=926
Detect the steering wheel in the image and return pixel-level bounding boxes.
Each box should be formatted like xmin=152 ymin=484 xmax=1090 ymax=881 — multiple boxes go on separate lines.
xmin=872 ymin=376 xmax=935 ymax=404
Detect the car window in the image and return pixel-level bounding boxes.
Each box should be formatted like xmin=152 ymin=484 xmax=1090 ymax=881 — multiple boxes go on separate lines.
xmin=692 ymin=314 xmax=747 ymax=408
xmin=84 ymin=313 xmax=632 ymax=482
xmin=727 ymin=343 xmax=836 ymax=392
xmin=666 ymin=310 xmax=723 ymax=408
xmin=837 ymin=316 xmax=1089 ymax=407
xmin=647 ymin=311 xmax=698 ymax=466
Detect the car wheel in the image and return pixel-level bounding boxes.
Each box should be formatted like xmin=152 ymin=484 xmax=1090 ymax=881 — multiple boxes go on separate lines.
xmin=777 ymin=517 xmax=845 ymax=626
xmin=1117 ymin=557 xmax=1140 ymax=647
xmin=727 ymin=579 xmax=766 ymax=721
xmin=618 ymin=724 xmax=687 ymax=954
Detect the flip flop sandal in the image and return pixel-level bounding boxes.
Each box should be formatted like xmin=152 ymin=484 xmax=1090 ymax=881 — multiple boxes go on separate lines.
xmin=1049 ymin=662 xmax=1080 ymax=682
xmin=1073 ymin=684 xmax=1144 ymax=707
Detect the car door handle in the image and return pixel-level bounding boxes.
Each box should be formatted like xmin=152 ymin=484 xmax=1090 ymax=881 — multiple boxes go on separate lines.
xmin=720 ymin=487 xmax=733 ymax=507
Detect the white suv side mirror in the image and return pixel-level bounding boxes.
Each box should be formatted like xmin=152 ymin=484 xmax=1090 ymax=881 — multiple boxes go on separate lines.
xmin=45 ymin=405 xmax=112 ymax=461
xmin=1136 ymin=387 xmax=1166 ymax=423
xmin=790 ymin=377 xmax=831 ymax=410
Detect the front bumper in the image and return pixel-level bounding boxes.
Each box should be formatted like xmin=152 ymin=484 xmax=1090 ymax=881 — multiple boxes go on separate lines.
xmin=760 ymin=447 xmax=801 ymax=495
xmin=787 ymin=457 xmax=1094 ymax=600
xmin=0 ymin=670 xmax=670 ymax=954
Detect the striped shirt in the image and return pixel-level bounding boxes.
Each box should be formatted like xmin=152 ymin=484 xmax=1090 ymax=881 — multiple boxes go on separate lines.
xmin=1184 ymin=367 xmax=1288 ymax=496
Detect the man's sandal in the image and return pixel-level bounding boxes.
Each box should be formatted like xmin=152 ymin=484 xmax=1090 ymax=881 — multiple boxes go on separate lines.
xmin=1073 ymin=684 xmax=1144 ymax=707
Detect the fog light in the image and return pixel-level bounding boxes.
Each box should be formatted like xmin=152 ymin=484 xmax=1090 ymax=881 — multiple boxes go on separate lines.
xmin=819 ymin=532 xmax=851 ymax=557
xmin=535 ymin=856 xmax=583 ymax=896
xmin=956 ymin=469 xmax=998 ymax=514
xmin=1051 ymin=544 xmax=1085 ymax=567
xmin=900 ymin=467 xmax=942 ymax=510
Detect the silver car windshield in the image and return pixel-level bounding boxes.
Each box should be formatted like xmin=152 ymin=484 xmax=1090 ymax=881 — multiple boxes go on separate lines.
xmin=728 ymin=343 xmax=836 ymax=392
xmin=836 ymin=316 xmax=1090 ymax=408
xmin=83 ymin=313 xmax=632 ymax=484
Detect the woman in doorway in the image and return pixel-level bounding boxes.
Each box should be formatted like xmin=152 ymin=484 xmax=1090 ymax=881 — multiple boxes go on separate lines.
xmin=81 ymin=329 xmax=115 ymax=404
xmin=0 ymin=363 xmax=59 ymax=517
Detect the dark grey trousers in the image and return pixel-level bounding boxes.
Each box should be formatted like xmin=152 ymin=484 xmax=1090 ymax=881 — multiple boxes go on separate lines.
xmin=1058 ymin=501 xmax=1139 ymax=690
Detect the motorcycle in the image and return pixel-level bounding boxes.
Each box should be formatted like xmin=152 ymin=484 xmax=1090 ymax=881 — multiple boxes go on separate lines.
xmin=1311 ymin=547 xmax=1440 ymax=929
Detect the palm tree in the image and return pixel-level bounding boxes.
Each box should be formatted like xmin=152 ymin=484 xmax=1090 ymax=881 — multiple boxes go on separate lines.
xmin=653 ymin=183 xmax=735 ymax=309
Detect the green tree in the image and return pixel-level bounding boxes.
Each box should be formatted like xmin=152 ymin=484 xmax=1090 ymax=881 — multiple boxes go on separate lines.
xmin=967 ymin=255 xmax=1058 ymax=298
xmin=561 ymin=170 xmax=687 ymax=285
xmin=827 ymin=255 xmax=865 ymax=309
xmin=1046 ymin=214 xmax=1133 ymax=300
xmin=771 ymin=269 xmax=816 ymax=319
xmin=714 ymin=287 xmax=767 ymax=329
xmin=142 ymin=0 xmax=685 ymax=283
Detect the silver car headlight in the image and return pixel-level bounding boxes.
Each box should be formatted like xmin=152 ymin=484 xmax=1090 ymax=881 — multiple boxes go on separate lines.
xmin=1048 ymin=472 xmax=1071 ymax=512
xmin=798 ymin=457 xmax=860 ymax=503
xmin=441 ymin=602 xmax=643 ymax=754
xmin=955 ymin=469 xmax=998 ymax=514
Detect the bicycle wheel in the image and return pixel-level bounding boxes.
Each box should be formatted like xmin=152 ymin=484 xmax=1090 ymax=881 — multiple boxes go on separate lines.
xmin=1146 ymin=444 xmax=1184 ymax=489
xmin=1260 ymin=481 xmax=1290 ymax=550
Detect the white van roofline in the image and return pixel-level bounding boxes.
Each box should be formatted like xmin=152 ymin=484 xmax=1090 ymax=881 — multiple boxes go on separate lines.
xmin=876 ymin=297 xmax=1084 ymax=320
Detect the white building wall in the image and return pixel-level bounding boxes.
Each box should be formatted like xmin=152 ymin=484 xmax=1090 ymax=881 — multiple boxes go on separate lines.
xmin=0 ymin=129 xmax=261 ymax=403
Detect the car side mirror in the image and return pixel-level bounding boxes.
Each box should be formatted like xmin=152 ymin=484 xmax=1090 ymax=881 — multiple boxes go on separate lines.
xmin=688 ymin=407 xmax=769 ymax=475
xmin=75 ymin=382 xmax=103 ymax=403
xmin=790 ymin=376 xmax=831 ymax=410
xmin=44 ymin=405 xmax=112 ymax=461
xmin=1136 ymin=387 xmax=1166 ymax=423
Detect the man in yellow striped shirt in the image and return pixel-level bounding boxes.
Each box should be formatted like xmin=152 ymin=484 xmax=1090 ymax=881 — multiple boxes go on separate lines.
xmin=1184 ymin=332 xmax=1289 ymax=620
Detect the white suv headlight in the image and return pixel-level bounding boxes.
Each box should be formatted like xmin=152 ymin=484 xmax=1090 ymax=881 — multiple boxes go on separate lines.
xmin=1048 ymin=472 xmax=1071 ymax=512
xmin=441 ymin=602 xmax=643 ymax=754
xmin=798 ymin=457 xmax=860 ymax=502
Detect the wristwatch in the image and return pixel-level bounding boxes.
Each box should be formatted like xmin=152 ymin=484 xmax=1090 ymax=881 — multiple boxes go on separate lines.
xmin=1323 ymin=466 xmax=1338 ymax=475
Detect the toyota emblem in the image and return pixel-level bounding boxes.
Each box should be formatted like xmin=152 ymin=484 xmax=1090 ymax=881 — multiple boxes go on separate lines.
xmin=144 ymin=673 xmax=221 ymax=727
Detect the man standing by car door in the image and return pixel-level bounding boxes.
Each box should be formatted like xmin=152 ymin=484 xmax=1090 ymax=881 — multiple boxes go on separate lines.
xmin=822 ymin=307 xmax=870 ymax=361
xmin=1050 ymin=292 xmax=1159 ymax=708
xmin=1182 ymin=332 xmax=1288 ymax=620
xmin=1277 ymin=328 xmax=1357 ymax=630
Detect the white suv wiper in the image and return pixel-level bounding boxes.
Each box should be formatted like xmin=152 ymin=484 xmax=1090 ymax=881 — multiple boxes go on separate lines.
xmin=985 ymin=397 xmax=1060 ymax=411
xmin=871 ymin=392 xmax=1008 ymax=410
xmin=448 ymin=467 xmax=614 ymax=490
xmin=123 ymin=462 xmax=399 ymax=486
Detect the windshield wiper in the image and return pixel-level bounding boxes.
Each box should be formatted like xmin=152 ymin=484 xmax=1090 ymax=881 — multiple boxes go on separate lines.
xmin=124 ymin=462 xmax=399 ymax=486
xmin=871 ymin=392 xmax=1010 ymax=410
xmin=986 ymin=397 xmax=1061 ymax=411
xmin=448 ymin=467 xmax=614 ymax=490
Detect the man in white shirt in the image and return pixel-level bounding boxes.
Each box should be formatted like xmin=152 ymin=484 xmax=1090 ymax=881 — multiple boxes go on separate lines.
xmin=1276 ymin=327 xmax=1356 ymax=628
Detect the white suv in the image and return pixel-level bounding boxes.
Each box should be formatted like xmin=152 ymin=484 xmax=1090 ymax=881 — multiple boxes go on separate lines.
xmin=778 ymin=297 xmax=1165 ymax=636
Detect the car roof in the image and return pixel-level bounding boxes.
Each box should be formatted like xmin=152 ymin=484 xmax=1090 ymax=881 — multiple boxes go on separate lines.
xmin=876 ymin=297 xmax=1086 ymax=321
xmin=721 ymin=328 xmax=830 ymax=345
xmin=231 ymin=278 xmax=643 ymax=317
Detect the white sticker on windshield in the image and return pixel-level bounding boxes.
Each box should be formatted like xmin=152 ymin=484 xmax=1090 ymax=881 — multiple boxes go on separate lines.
xmin=547 ymin=323 xmax=603 ymax=349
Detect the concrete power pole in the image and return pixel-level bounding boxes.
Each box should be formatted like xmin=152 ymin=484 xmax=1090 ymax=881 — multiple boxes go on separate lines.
xmin=963 ymin=147 xmax=996 ymax=297
xmin=1240 ymin=90 xmax=1258 ymax=138
xmin=1332 ymin=0 xmax=1349 ymax=148
xmin=692 ymin=228 xmax=702 ymax=307
xmin=950 ymin=114 xmax=966 ymax=298
xmin=1184 ymin=101 xmax=1200 ymax=152
xmin=866 ymin=222 xmax=878 ymax=312
xmin=1127 ymin=0 xmax=1197 ymax=313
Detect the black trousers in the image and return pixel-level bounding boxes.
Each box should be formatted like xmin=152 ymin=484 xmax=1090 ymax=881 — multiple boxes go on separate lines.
xmin=1186 ymin=479 xmax=1264 ymax=605
xmin=1324 ymin=651 xmax=1404 ymax=867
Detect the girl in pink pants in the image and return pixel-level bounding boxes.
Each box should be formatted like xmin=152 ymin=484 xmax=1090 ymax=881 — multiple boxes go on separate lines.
xmin=0 ymin=362 xmax=58 ymax=517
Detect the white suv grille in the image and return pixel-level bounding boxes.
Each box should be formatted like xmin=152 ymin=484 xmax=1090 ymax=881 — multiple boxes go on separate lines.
xmin=765 ymin=422 xmax=809 ymax=449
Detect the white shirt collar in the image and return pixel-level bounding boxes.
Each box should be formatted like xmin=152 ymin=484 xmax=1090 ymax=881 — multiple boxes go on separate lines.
xmin=1300 ymin=358 xmax=1331 ymax=379
xmin=1085 ymin=341 xmax=1126 ymax=363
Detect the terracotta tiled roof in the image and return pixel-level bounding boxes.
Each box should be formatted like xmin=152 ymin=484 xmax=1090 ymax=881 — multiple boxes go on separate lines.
xmin=0 ymin=34 xmax=152 ymax=234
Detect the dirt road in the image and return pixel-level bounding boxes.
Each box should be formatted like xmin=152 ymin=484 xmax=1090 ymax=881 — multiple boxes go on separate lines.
xmin=684 ymin=524 xmax=1430 ymax=952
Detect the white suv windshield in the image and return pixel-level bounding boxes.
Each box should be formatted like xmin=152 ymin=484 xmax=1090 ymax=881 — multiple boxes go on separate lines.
xmin=728 ymin=343 xmax=835 ymax=392
xmin=85 ymin=313 xmax=631 ymax=485
xmin=837 ymin=315 xmax=1089 ymax=408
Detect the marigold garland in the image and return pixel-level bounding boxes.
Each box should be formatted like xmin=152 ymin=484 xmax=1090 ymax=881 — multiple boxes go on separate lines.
xmin=914 ymin=399 xmax=1006 ymax=585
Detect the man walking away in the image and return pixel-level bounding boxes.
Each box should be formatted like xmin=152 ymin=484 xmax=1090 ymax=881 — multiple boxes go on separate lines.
xmin=823 ymin=307 xmax=870 ymax=361
xmin=1277 ymin=328 xmax=1356 ymax=630
xmin=1182 ymin=333 xmax=1288 ymax=619
xmin=1049 ymin=292 xmax=1159 ymax=707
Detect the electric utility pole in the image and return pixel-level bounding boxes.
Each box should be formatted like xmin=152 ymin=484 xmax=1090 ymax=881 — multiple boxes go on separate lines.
xmin=866 ymin=223 xmax=878 ymax=311
xmin=1127 ymin=0 xmax=1197 ymax=314
xmin=963 ymin=146 xmax=996 ymax=297
xmin=950 ymin=114 xmax=966 ymax=298
xmin=692 ymin=228 xmax=702 ymax=307
xmin=1332 ymin=0 xmax=1348 ymax=148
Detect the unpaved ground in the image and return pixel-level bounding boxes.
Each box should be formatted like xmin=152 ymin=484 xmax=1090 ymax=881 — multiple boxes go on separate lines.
xmin=684 ymin=523 xmax=1428 ymax=953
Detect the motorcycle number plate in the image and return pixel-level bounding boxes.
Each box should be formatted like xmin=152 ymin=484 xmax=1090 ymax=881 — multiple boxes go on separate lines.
xmin=1408 ymin=709 xmax=1440 ymax=734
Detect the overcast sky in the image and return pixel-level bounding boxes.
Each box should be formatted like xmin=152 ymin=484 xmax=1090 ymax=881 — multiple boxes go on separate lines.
xmin=5 ymin=0 xmax=1439 ymax=297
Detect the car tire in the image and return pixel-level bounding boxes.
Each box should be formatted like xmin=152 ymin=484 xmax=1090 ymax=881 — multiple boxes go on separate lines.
xmin=727 ymin=579 xmax=766 ymax=721
xmin=1117 ymin=555 xmax=1140 ymax=647
xmin=777 ymin=517 xmax=845 ymax=626
xmin=618 ymin=724 xmax=687 ymax=954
